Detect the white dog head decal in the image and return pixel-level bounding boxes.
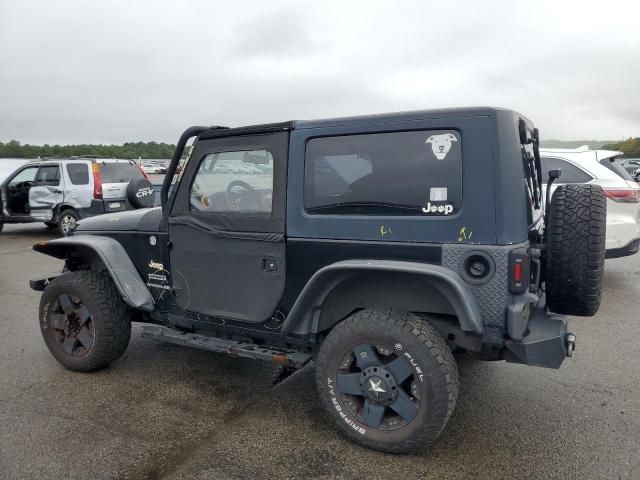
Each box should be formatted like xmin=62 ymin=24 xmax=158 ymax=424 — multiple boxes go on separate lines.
xmin=426 ymin=133 xmax=457 ymax=160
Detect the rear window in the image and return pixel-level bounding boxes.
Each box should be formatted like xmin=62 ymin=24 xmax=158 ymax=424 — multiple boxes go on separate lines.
xmin=541 ymin=157 xmax=593 ymax=183
xmin=66 ymin=163 xmax=89 ymax=185
xmin=304 ymin=130 xmax=462 ymax=215
xmin=98 ymin=162 xmax=144 ymax=183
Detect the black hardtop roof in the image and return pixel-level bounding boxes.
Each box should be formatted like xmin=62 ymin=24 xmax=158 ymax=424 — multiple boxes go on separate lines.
xmin=198 ymin=106 xmax=524 ymax=140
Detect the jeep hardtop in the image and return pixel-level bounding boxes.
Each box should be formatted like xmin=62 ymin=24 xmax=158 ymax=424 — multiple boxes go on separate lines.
xmin=30 ymin=107 xmax=606 ymax=453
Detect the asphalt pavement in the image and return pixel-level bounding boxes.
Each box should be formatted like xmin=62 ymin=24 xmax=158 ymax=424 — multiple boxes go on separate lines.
xmin=0 ymin=222 xmax=639 ymax=479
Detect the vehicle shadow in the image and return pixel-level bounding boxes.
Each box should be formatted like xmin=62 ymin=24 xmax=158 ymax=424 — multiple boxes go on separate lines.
xmin=75 ymin=335 xmax=599 ymax=480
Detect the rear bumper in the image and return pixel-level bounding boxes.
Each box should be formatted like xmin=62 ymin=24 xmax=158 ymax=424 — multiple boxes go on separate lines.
xmin=605 ymin=237 xmax=640 ymax=259
xmin=79 ymin=198 xmax=131 ymax=219
xmin=503 ymin=307 xmax=570 ymax=369
xmin=606 ymin=216 xmax=640 ymax=251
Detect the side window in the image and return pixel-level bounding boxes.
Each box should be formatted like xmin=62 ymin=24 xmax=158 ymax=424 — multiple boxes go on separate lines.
xmin=66 ymin=163 xmax=90 ymax=185
xmin=190 ymin=150 xmax=274 ymax=213
xmin=541 ymin=157 xmax=593 ymax=184
xmin=304 ymin=130 xmax=462 ymax=215
xmin=9 ymin=167 xmax=38 ymax=186
xmin=34 ymin=165 xmax=60 ymax=186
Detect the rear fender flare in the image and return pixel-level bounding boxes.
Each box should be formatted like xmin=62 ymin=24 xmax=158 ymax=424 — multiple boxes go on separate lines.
xmin=33 ymin=235 xmax=154 ymax=311
xmin=281 ymin=260 xmax=483 ymax=336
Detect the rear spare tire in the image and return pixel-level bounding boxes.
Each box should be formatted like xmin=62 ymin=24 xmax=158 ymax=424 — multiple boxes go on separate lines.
xmin=546 ymin=184 xmax=606 ymax=316
xmin=127 ymin=178 xmax=155 ymax=209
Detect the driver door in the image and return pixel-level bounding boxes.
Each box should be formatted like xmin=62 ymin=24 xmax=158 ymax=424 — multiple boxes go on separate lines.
xmin=167 ymin=132 xmax=288 ymax=323
xmin=3 ymin=165 xmax=39 ymax=218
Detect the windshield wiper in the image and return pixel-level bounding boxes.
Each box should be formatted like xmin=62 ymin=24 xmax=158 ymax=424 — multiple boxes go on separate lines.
xmin=306 ymin=201 xmax=423 ymax=213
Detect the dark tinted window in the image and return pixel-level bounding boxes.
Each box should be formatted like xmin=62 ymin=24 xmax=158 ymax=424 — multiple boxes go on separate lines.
xmin=34 ymin=165 xmax=60 ymax=186
xmin=98 ymin=162 xmax=144 ymax=183
xmin=66 ymin=163 xmax=89 ymax=185
xmin=540 ymin=157 xmax=593 ymax=183
xmin=304 ymin=130 xmax=462 ymax=215
xmin=601 ymin=157 xmax=632 ymax=180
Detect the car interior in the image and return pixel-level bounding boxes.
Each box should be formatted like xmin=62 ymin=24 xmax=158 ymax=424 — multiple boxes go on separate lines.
xmin=5 ymin=166 xmax=38 ymax=215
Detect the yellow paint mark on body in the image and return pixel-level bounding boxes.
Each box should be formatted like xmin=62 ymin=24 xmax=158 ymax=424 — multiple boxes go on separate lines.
xmin=458 ymin=226 xmax=473 ymax=242
xmin=380 ymin=225 xmax=392 ymax=236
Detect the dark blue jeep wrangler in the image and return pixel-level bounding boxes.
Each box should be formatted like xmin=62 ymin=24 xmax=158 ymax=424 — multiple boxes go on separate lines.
xmin=31 ymin=107 xmax=606 ymax=453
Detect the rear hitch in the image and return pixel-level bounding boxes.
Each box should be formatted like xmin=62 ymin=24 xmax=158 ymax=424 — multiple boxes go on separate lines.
xmin=566 ymin=333 xmax=576 ymax=357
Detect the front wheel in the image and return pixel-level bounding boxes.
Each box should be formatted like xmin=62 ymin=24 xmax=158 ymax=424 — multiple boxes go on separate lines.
xmin=39 ymin=271 xmax=131 ymax=372
xmin=315 ymin=309 xmax=459 ymax=453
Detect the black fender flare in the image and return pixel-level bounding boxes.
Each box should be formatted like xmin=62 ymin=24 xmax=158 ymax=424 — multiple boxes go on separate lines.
xmin=32 ymin=235 xmax=155 ymax=312
xmin=280 ymin=260 xmax=483 ymax=336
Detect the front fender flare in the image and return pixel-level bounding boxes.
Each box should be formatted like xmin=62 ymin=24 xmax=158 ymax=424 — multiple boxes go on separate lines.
xmin=32 ymin=235 xmax=154 ymax=312
xmin=281 ymin=260 xmax=483 ymax=336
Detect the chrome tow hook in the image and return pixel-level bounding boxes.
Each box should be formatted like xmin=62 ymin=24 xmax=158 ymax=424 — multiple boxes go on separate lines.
xmin=566 ymin=333 xmax=576 ymax=357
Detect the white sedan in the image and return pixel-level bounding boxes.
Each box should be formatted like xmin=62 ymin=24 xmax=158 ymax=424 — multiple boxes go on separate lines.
xmin=140 ymin=163 xmax=162 ymax=175
xmin=541 ymin=147 xmax=640 ymax=258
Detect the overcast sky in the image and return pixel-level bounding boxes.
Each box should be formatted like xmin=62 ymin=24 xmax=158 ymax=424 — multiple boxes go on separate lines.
xmin=1 ymin=0 xmax=638 ymax=145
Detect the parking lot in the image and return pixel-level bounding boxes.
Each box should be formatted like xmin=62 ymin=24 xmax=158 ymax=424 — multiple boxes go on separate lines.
xmin=0 ymin=223 xmax=639 ymax=480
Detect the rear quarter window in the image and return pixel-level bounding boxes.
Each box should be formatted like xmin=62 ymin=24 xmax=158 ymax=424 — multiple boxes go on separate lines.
xmin=304 ymin=130 xmax=462 ymax=215
xmin=65 ymin=163 xmax=89 ymax=185
xmin=541 ymin=157 xmax=593 ymax=183
xmin=99 ymin=162 xmax=144 ymax=183
xmin=601 ymin=157 xmax=632 ymax=181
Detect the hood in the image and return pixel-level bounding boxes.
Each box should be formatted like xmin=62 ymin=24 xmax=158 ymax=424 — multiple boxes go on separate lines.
xmin=75 ymin=207 xmax=163 ymax=232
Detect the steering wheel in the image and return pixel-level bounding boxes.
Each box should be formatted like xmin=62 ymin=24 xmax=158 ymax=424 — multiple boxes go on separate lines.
xmin=10 ymin=180 xmax=33 ymax=194
xmin=225 ymin=180 xmax=260 ymax=211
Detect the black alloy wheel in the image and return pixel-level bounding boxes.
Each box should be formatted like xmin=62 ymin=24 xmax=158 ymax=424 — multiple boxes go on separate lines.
xmin=315 ymin=309 xmax=459 ymax=453
xmin=335 ymin=343 xmax=421 ymax=430
xmin=39 ymin=271 xmax=131 ymax=372
xmin=49 ymin=293 xmax=95 ymax=356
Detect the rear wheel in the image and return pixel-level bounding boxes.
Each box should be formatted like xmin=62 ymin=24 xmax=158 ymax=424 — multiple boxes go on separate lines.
xmin=57 ymin=209 xmax=79 ymax=236
xmin=0 ymin=222 xmax=3 ymax=233
xmin=546 ymin=184 xmax=606 ymax=316
xmin=315 ymin=309 xmax=459 ymax=453
xmin=39 ymin=271 xmax=131 ymax=372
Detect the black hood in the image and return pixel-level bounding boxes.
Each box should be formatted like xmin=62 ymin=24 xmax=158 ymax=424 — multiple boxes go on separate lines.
xmin=75 ymin=207 xmax=163 ymax=232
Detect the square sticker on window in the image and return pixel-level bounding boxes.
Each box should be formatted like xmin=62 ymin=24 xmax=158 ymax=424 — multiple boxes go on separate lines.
xmin=430 ymin=187 xmax=448 ymax=201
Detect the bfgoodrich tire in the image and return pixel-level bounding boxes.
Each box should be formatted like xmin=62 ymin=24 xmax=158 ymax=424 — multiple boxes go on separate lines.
xmin=546 ymin=184 xmax=606 ymax=316
xmin=315 ymin=309 xmax=459 ymax=453
xmin=39 ymin=271 xmax=131 ymax=372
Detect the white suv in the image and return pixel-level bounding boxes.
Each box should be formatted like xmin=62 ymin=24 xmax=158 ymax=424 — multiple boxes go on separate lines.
xmin=0 ymin=158 xmax=152 ymax=235
xmin=540 ymin=147 xmax=640 ymax=258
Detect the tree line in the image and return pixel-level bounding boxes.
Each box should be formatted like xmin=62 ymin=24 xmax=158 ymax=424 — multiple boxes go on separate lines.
xmin=0 ymin=140 xmax=176 ymax=159
xmin=602 ymin=138 xmax=640 ymax=158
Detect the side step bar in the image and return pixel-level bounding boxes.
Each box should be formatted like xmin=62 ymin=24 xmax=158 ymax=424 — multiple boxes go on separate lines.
xmin=141 ymin=325 xmax=312 ymax=368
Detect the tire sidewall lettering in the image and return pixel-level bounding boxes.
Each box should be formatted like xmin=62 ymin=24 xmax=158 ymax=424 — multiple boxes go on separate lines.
xmin=326 ymin=344 xmax=426 ymax=437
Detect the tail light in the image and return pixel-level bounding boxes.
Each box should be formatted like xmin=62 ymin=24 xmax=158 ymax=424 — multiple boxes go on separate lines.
xmin=509 ymin=249 xmax=530 ymax=294
xmin=91 ymin=162 xmax=102 ymax=200
xmin=133 ymin=161 xmax=149 ymax=180
xmin=604 ymin=188 xmax=640 ymax=203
